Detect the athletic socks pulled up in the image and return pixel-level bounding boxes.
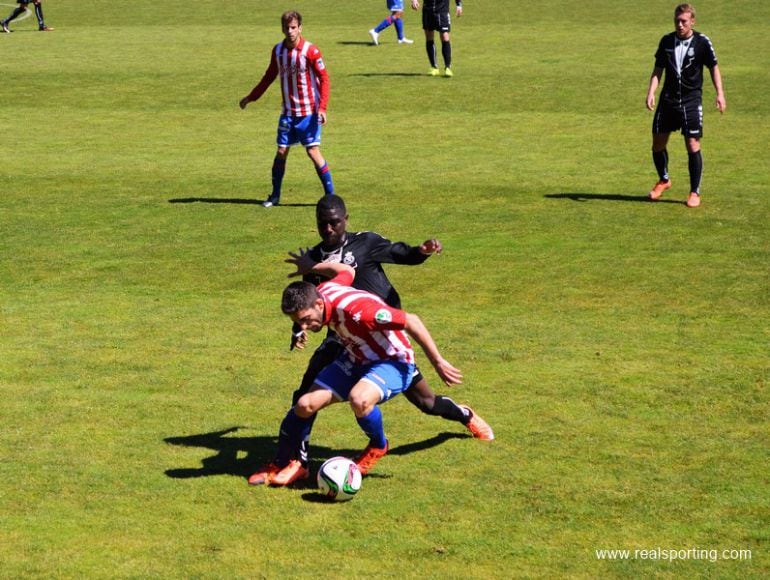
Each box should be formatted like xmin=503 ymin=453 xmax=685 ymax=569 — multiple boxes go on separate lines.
xmin=356 ymin=405 xmax=387 ymax=449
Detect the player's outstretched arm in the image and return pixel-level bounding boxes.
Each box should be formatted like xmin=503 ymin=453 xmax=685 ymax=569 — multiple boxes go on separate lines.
xmin=405 ymin=313 xmax=463 ymax=386
xmin=286 ymin=247 xmax=355 ymax=280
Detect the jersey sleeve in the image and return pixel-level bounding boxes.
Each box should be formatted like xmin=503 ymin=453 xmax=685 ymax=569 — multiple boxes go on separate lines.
xmin=366 ymin=232 xmax=429 ymax=266
xmin=245 ymin=46 xmax=279 ymax=102
xmin=654 ymin=36 xmax=668 ymax=69
xmin=356 ymin=301 xmax=407 ymax=331
xmin=308 ymin=45 xmax=330 ymax=113
xmin=700 ymin=34 xmax=718 ymax=68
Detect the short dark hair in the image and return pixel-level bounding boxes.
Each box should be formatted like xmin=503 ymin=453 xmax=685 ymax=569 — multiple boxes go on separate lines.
xmin=282 ymin=281 xmax=320 ymax=314
xmin=281 ymin=10 xmax=302 ymax=28
xmin=316 ymin=194 xmax=347 ymax=217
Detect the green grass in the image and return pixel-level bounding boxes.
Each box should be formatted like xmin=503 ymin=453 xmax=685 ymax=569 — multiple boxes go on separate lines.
xmin=1 ymin=0 xmax=768 ymax=577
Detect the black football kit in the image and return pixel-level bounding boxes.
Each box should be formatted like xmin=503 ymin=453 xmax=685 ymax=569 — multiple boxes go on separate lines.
xmin=652 ymin=31 xmax=718 ymax=137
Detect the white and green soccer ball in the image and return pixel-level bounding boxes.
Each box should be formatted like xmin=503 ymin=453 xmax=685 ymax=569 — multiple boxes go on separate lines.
xmin=317 ymin=457 xmax=362 ymax=501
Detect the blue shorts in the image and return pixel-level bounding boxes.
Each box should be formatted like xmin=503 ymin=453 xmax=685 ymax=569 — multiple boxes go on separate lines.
xmin=277 ymin=114 xmax=322 ymax=148
xmin=387 ymin=0 xmax=405 ymax=11
xmin=314 ymin=356 xmax=415 ymax=403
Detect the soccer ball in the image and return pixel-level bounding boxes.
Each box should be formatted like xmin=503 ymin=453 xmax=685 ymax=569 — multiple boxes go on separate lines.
xmin=317 ymin=456 xmax=362 ymax=501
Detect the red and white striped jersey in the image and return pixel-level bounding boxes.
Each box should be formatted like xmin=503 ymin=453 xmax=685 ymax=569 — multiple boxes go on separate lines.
xmin=318 ymin=272 xmax=414 ymax=365
xmin=245 ymin=38 xmax=330 ymax=117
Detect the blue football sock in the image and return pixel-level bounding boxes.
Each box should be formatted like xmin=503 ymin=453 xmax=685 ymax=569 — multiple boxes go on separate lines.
xmin=375 ymin=16 xmax=393 ymax=33
xmin=394 ymin=18 xmax=404 ymax=40
xmin=316 ymin=162 xmax=334 ymax=195
xmin=356 ymin=406 xmax=387 ymax=449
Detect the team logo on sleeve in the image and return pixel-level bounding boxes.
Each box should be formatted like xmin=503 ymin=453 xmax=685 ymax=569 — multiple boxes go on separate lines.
xmin=375 ymin=309 xmax=392 ymax=324
xmin=317 ymin=58 xmax=326 ymax=70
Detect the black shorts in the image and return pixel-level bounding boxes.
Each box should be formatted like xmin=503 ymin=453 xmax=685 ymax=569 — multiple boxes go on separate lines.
xmin=422 ymin=10 xmax=451 ymax=32
xmin=652 ymin=100 xmax=704 ymax=139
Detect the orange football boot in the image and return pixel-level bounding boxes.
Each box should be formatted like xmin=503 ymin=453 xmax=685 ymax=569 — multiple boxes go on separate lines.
xmin=248 ymin=462 xmax=280 ymax=486
xmin=461 ymin=405 xmax=495 ymax=440
xmin=270 ymin=460 xmax=310 ymax=486
xmin=355 ymin=442 xmax=389 ymax=475
xmin=649 ymin=179 xmax=671 ymax=200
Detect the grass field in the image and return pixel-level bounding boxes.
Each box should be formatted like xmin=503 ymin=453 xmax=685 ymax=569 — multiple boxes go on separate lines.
xmin=1 ymin=1 xmax=768 ymax=577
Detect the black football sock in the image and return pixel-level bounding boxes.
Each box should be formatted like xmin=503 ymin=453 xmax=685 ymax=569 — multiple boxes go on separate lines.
xmin=296 ymin=413 xmax=318 ymax=467
xmin=431 ymin=396 xmax=468 ymax=423
xmin=35 ymin=3 xmax=46 ymax=28
xmin=6 ymin=6 xmax=26 ymax=23
xmin=426 ymin=40 xmax=437 ymax=68
xmin=441 ymin=40 xmax=452 ymax=68
xmin=688 ymin=150 xmax=703 ymax=194
xmin=652 ymin=149 xmax=669 ymax=182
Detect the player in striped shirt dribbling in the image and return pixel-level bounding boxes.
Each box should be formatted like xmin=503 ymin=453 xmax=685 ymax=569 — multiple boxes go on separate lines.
xmin=239 ymin=11 xmax=335 ymax=207
xmin=251 ymin=252 xmax=464 ymax=486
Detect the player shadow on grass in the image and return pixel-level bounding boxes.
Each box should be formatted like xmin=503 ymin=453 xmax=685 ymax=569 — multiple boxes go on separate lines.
xmin=164 ymin=427 xmax=467 ymax=485
xmin=546 ymin=192 xmax=683 ymax=204
xmin=351 ymin=72 xmax=425 ymax=77
xmin=168 ymin=198 xmax=314 ymax=207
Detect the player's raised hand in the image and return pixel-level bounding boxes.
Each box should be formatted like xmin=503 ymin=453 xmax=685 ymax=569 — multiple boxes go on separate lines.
xmin=286 ymin=247 xmax=316 ymax=277
xmin=420 ymin=238 xmax=443 ymax=255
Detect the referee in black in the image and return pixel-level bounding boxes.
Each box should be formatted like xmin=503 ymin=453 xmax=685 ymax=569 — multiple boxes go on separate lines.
xmin=411 ymin=0 xmax=463 ymax=77
xmin=646 ymin=3 xmax=725 ymax=208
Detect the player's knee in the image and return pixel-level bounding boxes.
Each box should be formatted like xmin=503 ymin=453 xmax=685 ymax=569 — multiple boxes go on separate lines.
xmin=294 ymin=397 xmax=315 ymax=418
xmin=348 ymin=395 xmax=374 ymax=418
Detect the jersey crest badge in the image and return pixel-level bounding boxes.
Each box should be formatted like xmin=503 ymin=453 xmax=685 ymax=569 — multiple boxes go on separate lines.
xmin=343 ymin=251 xmax=357 ymax=266
xmin=375 ymin=309 xmax=392 ymax=324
